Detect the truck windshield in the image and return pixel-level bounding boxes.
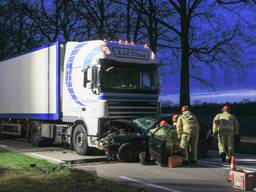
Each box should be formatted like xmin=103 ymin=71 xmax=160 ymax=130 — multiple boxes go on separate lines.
xmin=100 ymin=63 xmax=159 ymax=93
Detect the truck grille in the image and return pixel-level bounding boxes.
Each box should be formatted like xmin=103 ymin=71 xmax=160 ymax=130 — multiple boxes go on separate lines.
xmin=107 ymin=100 xmax=158 ymax=118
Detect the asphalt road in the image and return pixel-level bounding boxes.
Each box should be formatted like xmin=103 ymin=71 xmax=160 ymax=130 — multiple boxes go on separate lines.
xmin=0 ymin=139 xmax=255 ymax=192
xmin=79 ymin=152 xmax=256 ymax=192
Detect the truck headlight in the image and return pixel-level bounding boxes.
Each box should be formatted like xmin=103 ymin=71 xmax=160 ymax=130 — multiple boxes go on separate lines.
xmin=101 ymin=45 xmax=111 ymax=55
xmin=151 ymin=51 xmax=155 ymax=60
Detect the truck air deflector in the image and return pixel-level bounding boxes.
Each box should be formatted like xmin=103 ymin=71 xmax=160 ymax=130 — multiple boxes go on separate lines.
xmin=65 ymin=43 xmax=88 ymax=106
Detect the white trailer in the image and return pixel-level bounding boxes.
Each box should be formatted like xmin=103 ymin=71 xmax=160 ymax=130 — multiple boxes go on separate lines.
xmin=0 ymin=40 xmax=160 ymax=155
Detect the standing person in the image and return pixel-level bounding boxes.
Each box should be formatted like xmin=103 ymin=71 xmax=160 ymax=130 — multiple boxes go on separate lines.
xmin=169 ymin=114 xmax=181 ymax=155
xmin=172 ymin=114 xmax=179 ymax=129
xmin=176 ymin=106 xmax=200 ymax=164
xmin=213 ymin=105 xmax=239 ymax=163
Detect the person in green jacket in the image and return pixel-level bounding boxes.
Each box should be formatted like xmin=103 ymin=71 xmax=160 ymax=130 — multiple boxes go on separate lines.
xmin=149 ymin=120 xmax=169 ymax=137
xmin=176 ymin=106 xmax=200 ymax=164
xmin=169 ymin=114 xmax=181 ymax=154
xmin=213 ymin=105 xmax=239 ymax=163
xmin=172 ymin=114 xmax=179 ymax=129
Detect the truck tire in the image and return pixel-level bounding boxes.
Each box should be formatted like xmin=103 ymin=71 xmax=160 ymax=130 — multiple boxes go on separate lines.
xmin=118 ymin=143 xmax=138 ymax=162
xmin=30 ymin=122 xmax=42 ymax=147
xmin=72 ymin=124 xmax=90 ymax=155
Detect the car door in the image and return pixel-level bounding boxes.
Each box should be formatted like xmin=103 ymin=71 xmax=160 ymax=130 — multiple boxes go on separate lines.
xmin=148 ymin=126 xmax=170 ymax=166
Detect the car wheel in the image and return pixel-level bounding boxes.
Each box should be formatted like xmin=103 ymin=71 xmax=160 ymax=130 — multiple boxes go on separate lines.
xmin=118 ymin=142 xmax=138 ymax=162
xmin=72 ymin=124 xmax=90 ymax=155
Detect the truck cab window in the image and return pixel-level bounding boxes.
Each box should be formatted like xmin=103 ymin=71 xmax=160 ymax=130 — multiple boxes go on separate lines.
xmin=142 ymin=72 xmax=151 ymax=88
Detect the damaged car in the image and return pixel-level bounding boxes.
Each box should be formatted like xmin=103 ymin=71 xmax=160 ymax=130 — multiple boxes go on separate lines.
xmin=98 ymin=119 xmax=148 ymax=162
xmin=98 ymin=116 xmax=213 ymax=163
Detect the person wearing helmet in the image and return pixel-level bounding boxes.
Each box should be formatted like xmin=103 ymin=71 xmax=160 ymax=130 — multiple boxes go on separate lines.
xmin=153 ymin=120 xmax=170 ymax=137
xmin=168 ymin=113 xmax=181 ymax=155
xmin=213 ymin=105 xmax=239 ymax=163
xmin=149 ymin=120 xmax=168 ymax=135
xmin=159 ymin=120 xmax=168 ymax=127
xmin=172 ymin=114 xmax=179 ymax=129
xmin=176 ymin=105 xmax=200 ymax=164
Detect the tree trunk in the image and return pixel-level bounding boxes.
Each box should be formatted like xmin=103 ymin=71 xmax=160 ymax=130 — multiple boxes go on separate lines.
xmin=148 ymin=0 xmax=157 ymax=53
xmin=126 ymin=0 xmax=131 ymax=41
xmin=98 ymin=0 xmax=105 ymax=39
xmin=179 ymin=0 xmax=190 ymax=106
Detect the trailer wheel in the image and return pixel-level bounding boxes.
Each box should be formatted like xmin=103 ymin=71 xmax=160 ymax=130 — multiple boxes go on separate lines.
xmin=30 ymin=123 xmax=42 ymax=147
xmin=118 ymin=143 xmax=138 ymax=162
xmin=72 ymin=124 xmax=90 ymax=155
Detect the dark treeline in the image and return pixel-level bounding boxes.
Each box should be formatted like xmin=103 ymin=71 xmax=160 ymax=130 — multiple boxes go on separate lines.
xmin=0 ymin=0 xmax=256 ymax=106
xmin=0 ymin=0 xmax=165 ymax=58
xmin=162 ymin=102 xmax=256 ymax=136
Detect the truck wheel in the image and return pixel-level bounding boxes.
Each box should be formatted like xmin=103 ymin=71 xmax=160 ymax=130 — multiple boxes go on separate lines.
xmin=118 ymin=143 xmax=138 ymax=162
xmin=72 ymin=124 xmax=90 ymax=155
xmin=30 ymin=123 xmax=42 ymax=147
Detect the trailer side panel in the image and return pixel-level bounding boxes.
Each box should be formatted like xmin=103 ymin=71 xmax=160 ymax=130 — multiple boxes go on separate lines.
xmin=0 ymin=42 xmax=60 ymax=120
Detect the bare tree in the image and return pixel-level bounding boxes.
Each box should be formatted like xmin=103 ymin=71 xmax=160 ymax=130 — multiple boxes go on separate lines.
xmin=0 ymin=1 xmax=11 ymax=58
xmin=73 ymin=0 xmax=123 ymax=40
xmin=24 ymin=0 xmax=84 ymax=42
xmin=133 ymin=0 xmax=253 ymax=106
xmin=25 ymin=0 xmax=60 ymax=42
xmin=113 ymin=0 xmax=168 ymax=51
xmin=0 ymin=0 xmax=42 ymax=58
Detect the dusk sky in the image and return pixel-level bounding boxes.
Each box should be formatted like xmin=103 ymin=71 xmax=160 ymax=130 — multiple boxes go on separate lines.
xmin=1 ymin=1 xmax=255 ymax=106
xmin=160 ymin=60 xmax=256 ymax=104
xmin=158 ymin=4 xmax=256 ymax=105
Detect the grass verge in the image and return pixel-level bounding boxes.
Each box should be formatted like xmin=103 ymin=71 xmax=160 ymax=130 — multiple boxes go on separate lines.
xmin=0 ymin=149 xmax=147 ymax=192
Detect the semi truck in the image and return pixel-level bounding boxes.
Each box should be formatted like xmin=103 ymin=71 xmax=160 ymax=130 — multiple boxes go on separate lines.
xmin=0 ymin=40 xmax=160 ymax=155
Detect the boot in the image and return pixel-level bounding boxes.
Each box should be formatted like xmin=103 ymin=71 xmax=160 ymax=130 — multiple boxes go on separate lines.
xmin=181 ymin=149 xmax=189 ymax=165
xmin=220 ymin=152 xmax=226 ymax=162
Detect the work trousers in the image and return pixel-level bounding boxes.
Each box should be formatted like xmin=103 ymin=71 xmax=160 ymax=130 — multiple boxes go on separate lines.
xmin=180 ymin=132 xmax=199 ymax=161
xmin=218 ymin=131 xmax=234 ymax=158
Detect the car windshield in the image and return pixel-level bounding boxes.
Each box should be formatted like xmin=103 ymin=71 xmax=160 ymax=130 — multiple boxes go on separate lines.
xmin=133 ymin=117 xmax=158 ymax=131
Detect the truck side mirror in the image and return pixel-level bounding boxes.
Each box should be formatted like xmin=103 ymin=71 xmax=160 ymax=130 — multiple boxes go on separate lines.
xmin=83 ymin=67 xmax=93 ymax=89
xmin=86 ymin=82 xmax=92 ymax=89
xmin=87 ymin=67 xmax=93 ymax=82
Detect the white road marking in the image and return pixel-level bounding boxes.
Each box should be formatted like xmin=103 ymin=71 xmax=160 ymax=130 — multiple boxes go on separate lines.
xmin=198 ymin=160 xmax=229 ymax=169
xmin=236 ymin=159 xmax=256 ymax=162
xmin=28 ymin=153 xmax=65 ymax=164
xmin=198 ymin=160 xmax=256 ymax=171
xmin=119 ymin=176 xmax=181 ymax=192
xmin=0 ymin=144 xmax=8 ymax=149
